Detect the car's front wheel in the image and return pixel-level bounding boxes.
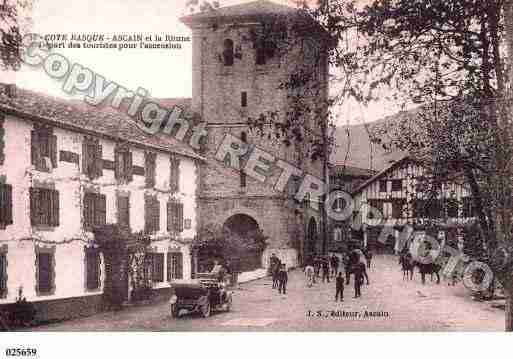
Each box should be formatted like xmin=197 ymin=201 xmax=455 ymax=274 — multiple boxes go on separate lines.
xmin=225 ymin=295 xmax=232 ymax=312
xmin=201 ymin=302 xmax=211 ymax=318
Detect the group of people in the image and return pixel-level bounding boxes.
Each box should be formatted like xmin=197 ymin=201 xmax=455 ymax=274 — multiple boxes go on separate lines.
xmin=304 ymin=249 xmax=372 ymax=301
xmin=268 ymin=248 xmax=373 ymax=300
xmin=269 ymin=253 xmax=288 ymax=294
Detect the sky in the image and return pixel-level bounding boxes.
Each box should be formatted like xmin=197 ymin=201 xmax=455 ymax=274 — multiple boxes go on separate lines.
xmin=0 ymin=0 xmax=401 ymax=126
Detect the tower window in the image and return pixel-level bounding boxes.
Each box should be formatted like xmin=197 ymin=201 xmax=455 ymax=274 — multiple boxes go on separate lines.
xmin=223 ymin=39 xmax=234 ymax=66
xmin=240 ymin=132 xmax=247 ymax=188
xmin=241 ymin=92 xmax=247 ymax=108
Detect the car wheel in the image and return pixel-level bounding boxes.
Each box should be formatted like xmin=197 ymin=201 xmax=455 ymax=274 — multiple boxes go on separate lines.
xmin=201 ymin=302 xmax=211 ymax=318
xmin=170 ymin=304 xmax=179 ymax=318
xmin=226 ymin=296 xmax=232 ymax=312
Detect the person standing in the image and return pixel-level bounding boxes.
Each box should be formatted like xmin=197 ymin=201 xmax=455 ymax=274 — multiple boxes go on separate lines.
xmin=277 ymin=264 xmax=288 ymax=294
xmin=353 ymin=260 xmax=366 ymax=298
xmin=335 ymin=272 xmax=344 ymax=302
xmin=322 ymin=258 xmax=330 ymax=283
xmin=305 ymin=263 xmax=315 ymax=287
xmin=330 ymin=254 xmax=340 ymax=277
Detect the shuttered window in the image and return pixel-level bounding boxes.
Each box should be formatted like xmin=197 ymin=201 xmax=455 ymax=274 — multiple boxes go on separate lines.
xmin=391 ymin=179 xmax=402 ymax=192
xmin=85 ymin=247 xmax=101 ymax=290
xmin=462 ymin=197 xmax=477 ymax=218
xmin=379 ymin=180 xmax=387 ymax=193
xmin=117 ymin=194 xmax=130 ymax=229
xmin=0 ymin=184 xmax=13 ymax=227
xmin=145 ymin=152 xmax=156 ymax=188
xmin=82 ymin=137 xmax=103 ymax=180
xmin=31 ymin=126 xmax=57 ymax=172
xmin=145 ymin=196 xmax=160 ymax=233
xmin=0 ymin=250 xmax=6 ymax=298
xmin=169 ymin=156 xmax=180 ymax=193
xmin=37 ymin=252 xmax=54 ymax=295
xmin=392 ymin=199 xmax=406 ymax=219
xmin=151 ymin=253 xmax=164 ymax=282
xmin=167 ymin=252 xmax=183 ymax=281
xmin=30 ymin=188 xmax=59 ymax=227
xmin=83 ymin=192 xmax=106 ymax=229
xmin=167 ymin=201 xmax=183 ymax=233
xmin=114 ymin=146 xmax=133 ymax=182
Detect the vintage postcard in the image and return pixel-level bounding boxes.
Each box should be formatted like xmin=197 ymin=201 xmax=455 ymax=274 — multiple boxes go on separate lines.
xmin=0 ymin=0 xmax=512 ymax=348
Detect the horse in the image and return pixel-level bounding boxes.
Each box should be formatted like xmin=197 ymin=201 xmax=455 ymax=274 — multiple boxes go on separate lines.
xmin=398 ymin=253 xmax=414 ymax=280
xmin=271 ymin=261 xmax=281 ymax=288
xmin=413 ymin=261 xmax=441 ymax=284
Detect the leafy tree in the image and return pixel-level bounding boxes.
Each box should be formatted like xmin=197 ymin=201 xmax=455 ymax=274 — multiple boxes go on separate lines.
xmin=0 ymin=0 xmax=34 ymax=71
xmin=300 ymin=0 xmax=513 ymax=330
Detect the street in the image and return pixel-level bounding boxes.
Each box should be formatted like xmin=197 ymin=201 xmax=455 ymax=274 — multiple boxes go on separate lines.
xmin=32 ymin=255 xmax=504 ymax=331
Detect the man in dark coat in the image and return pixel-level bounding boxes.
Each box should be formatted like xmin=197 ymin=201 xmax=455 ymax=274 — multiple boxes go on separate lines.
xmin=353 ymin=261 xmax=366 ymax=298
xmin=330 ymin=254 xmax=340 ymax=276
xmin=321 ymin=257 xmax=330 ymax=283
xmin=335 ymin=272 xmax=344 ymax=302
xmin=277 ymin=264 xmax=288 ymax=294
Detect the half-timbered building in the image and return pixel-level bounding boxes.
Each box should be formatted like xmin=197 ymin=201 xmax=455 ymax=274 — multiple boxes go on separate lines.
xmin=351 ymin=156 xmax=477 ymax=253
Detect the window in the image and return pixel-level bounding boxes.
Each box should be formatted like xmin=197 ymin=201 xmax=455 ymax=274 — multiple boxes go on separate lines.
xmin=117 ymin=194 xmax=130 ymax=229
xmin=169 ymin=156 xmax=180 ymax=193
xmin=31 ymin=126 xmax=57 ymax=172
xmin=167 ymin=252 xmax=183 ymax=281
xmin=83 ymin=192 xmax=106 ymax=229
xmin=145 ymin=196 xmax=160 ymax=233
xmin=446 ymin=198 xmax=459 ymax=218
xmin=391 ymin=179 xmax=402 ymax=192
xmin=368 ymin=199 xmax=384 ymax=218
xmin=462 ymin=197 xmax=477 ymax=218
xmin=0 ymin=183 xmax=13 ymax=228
xmin=114 ymin=146 xmax=132 ymax=182
xmin=392 ymin=199 xmax=406 ymax=219
xmin=0 ymin=246 xmax=7 ymax=298
xmin=427 ymin=199 xmax=442 ymax=219
xmin=145 ymin=152 xmax=156 ymax=188
xmin=223 ymin=39 xmax=234 ymax=66
xmin=413 ymin=199 xmax=426 ymax=218
xmin=151 ymin=253 xmax=164 ymax=283
xmin=30 ymin=188 xmax=59 ymax=227
xmin=333 ymin=227 xmax=343 ymax=242
xmin=85 ymin=247 xmax=101 ymax=290
xmin=255 ymin=39 xmax=275 ymax=66
xmin=82 ymin=137 xmax=103 ymax=180
xmin=36 ymin=248 xmax=55 ymax=296
xmin=241 ymin=92 xmax=247 ymax=108
xmin=379 ymin=180 xmax=388 ymax=193
xmin=167 ymin=201 xmax=183 ymax=233
xmin=240 ymin=132 xmax=247 ymax=188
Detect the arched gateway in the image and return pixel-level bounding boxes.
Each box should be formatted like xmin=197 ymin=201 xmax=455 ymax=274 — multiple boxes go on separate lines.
xmin=223 ymin=214 xmax=264 ymax=272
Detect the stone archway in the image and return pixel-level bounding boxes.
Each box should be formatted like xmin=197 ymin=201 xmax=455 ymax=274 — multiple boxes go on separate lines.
xmin=223 ymin=214 xmax=263 ymax=272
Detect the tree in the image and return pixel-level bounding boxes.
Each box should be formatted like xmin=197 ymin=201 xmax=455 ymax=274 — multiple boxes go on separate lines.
xmin=300 ymin=0 xmax=513 ymax=330
xmin=0 ymin=0 xmax=34 ymax=70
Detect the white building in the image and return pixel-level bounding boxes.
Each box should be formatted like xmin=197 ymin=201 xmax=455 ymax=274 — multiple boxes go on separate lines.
xmin=0 ymin=84 xmax=203 ymax=322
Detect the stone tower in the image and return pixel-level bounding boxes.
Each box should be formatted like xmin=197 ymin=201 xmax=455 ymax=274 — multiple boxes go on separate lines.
xmin=181 ymin=0 xmax=329 ymax=270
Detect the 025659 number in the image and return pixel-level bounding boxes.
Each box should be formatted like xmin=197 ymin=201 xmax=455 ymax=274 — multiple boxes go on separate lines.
xmin=5 ymin=348 xmax=37 ymax=357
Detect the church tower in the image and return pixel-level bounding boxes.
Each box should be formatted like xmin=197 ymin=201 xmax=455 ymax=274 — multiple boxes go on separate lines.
xmin=181 ymin=0 xmax=329 ymax=271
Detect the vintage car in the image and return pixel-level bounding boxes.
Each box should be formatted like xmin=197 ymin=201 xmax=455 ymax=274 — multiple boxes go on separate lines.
xmin=169 ymin=273 xmax=233 ymax=318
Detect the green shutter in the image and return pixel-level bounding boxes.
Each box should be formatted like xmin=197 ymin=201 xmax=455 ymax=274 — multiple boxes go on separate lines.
xmin=51 ymin=190 xmax=59 ymax=227
xmin=50 ymin=135 xmax=58 ymax=168
xmin=177 ymin=203 xmax=184 ymax=232
xmin=31 ymin=130 xmax=40 ymax=168
xmin=96 ymin=142 xmax=103 ymax=178
xmin=97 ymin=194 xmax=106 ymax=226
xmin=29 ymin=188 xmax=39 ymax=226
